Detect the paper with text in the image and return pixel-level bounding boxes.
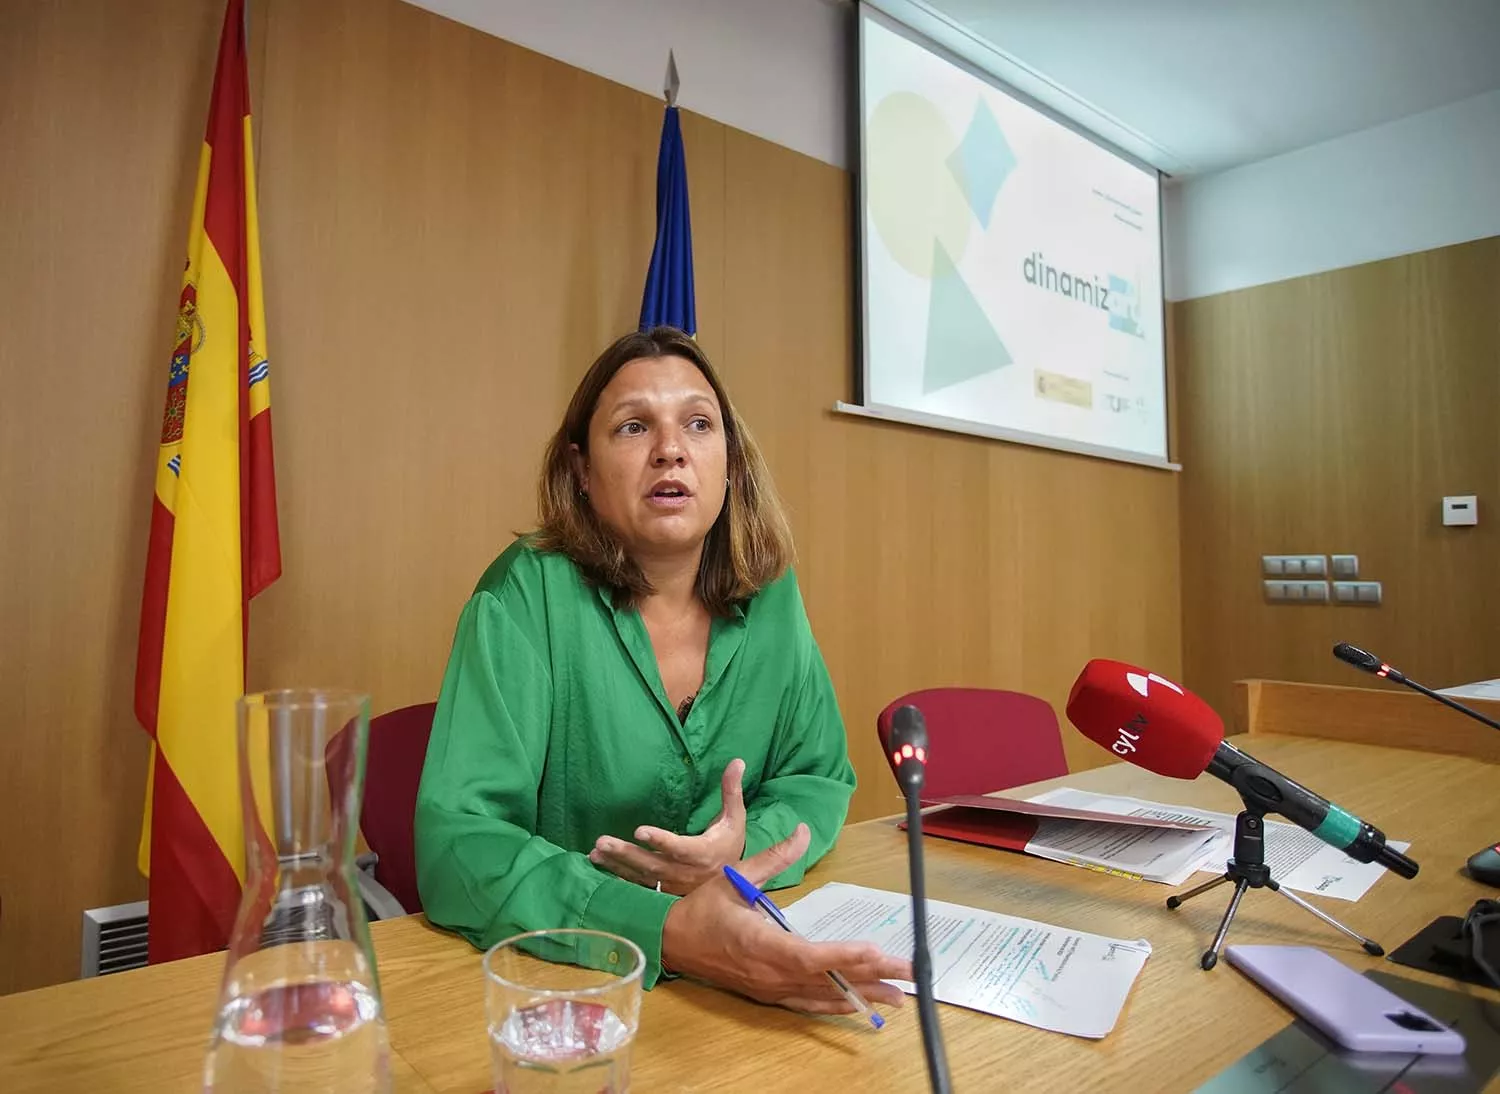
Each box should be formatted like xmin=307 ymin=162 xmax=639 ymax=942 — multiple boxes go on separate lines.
xmin=1028 ymin=788 xmax=1410 ymax=902
xmin=1024 ymin=808 xmax=1222 ymax=884
xmin=781 ymin=882 xmax=1151 ymax=1039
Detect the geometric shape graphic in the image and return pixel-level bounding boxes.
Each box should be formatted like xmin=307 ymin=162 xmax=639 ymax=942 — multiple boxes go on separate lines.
xmin=923 ymin=240 xmax=1012 ymax=393
xmin=867 ymin=91 xmax=971 ymax=278
xmin=1126 ymin=671 xmax=1182 ymax=698
xmin=946 ymin=99 xmax=1017 ymax=228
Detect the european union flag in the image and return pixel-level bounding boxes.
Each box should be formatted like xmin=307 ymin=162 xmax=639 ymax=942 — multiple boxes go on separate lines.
xmin=639 ymin=105 xmax=695 ymax=335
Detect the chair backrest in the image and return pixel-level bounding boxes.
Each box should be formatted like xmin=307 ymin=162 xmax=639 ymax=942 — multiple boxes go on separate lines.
xmin=876 ymin=688 xmax=1067 ymax=799
xmin=328 ymin=702 xmax=437 ymax=915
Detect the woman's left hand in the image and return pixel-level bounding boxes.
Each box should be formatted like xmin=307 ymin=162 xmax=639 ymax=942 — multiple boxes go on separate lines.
xmin=589 ymin=758 xmax=748 ymax=895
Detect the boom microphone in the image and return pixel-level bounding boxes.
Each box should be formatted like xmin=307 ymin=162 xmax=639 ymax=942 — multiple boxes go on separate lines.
xmin=1066 ymin=660 xmax=1419 ymax=879
xmin=1333 ymin=642 xmax=1500 ymax=732
xmin=1333 ymin=642 xmax=1500 ymax=888
xmin=889 ymin=706 xmax=952 ymax=1094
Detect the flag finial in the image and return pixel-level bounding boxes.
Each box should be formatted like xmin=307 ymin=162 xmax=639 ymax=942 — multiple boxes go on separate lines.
xmin=664 ymin=49 xmax=680 ymax=107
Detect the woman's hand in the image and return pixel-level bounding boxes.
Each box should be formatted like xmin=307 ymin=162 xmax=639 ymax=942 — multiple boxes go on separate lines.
xmin=590 ymin=758 xmax=748 ymax=895
xmin=660 ymin=824 xmax=912 ymax=1014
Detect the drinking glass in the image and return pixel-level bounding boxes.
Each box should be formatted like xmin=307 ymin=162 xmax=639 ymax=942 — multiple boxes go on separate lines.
xmin=484 ymin=929 xmax=645 ymax=1094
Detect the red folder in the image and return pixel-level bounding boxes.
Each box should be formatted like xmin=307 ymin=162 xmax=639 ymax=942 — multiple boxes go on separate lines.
xmin=905 ymin=794 xmax=1212 ymax=853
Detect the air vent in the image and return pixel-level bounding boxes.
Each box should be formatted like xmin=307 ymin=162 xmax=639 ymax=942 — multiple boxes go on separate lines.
xmin=81 ymin=901 xmax=149 ymax=978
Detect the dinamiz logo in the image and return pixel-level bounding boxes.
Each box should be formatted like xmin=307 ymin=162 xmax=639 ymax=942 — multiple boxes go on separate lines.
xmin=1107 ymin=273 xmax=1144 ymax=339
xmin=1021 ymin=251 xmax=1144 ymax=339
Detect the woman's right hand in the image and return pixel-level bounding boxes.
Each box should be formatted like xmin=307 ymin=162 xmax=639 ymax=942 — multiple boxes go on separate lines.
xmin=660 ymin=823 xmax=913 ymax=1014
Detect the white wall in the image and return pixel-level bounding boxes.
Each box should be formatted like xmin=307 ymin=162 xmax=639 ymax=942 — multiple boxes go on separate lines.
xmin=1165 ymin=89 xmax=1500 ymax=300
xmin=400 ymin=0 xmax=854 ymax=168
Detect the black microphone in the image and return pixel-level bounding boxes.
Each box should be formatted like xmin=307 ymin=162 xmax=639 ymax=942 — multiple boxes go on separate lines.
xmin=1207 ymin=741 xmax=1419 ymax=878
xmin=889 ymin=706 xmax=952 ymax=1094
xmin=1333 ymin=642 xmax=1500 ymax=732
xmin=1334 ymin=642 xmax=1500 ymax=887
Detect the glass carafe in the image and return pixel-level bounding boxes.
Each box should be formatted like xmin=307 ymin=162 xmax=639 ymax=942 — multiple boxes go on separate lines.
xmin=204 ymin=689 xmax=392 ymax=1094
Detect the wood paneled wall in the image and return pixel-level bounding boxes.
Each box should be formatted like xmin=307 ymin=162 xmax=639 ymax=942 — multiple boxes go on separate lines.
xmin=0 ymin=0 xmax=1181 ymax=994
xmin=1175 ymin=236 xmax=1500 ymax=717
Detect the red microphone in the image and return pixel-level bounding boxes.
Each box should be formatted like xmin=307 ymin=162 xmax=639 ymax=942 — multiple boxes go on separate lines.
xmin=1066 ymin=659 xmax=1417 ymax=877
xmin=1065 ymin=659 xmax=1223 ymax=777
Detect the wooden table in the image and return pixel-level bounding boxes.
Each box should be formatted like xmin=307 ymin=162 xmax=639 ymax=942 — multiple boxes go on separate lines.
xmin=3 ymin=734 xmax=1497 ymax=1093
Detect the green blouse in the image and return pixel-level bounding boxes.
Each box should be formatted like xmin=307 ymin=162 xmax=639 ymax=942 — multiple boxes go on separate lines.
xmin=413 ymin=539 xmax=856 ymax=987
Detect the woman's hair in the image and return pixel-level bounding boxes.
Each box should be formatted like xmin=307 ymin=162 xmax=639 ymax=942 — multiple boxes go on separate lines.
xmin=534 ymin=326 xmax=794 ymax=614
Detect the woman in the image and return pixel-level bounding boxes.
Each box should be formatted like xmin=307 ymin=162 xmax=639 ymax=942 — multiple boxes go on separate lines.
xmin=415 ymin=327 xmax=910 ymax=1014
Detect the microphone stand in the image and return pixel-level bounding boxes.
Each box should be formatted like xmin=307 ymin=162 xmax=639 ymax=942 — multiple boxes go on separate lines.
xmin=1166 ymin=798 xmax=1385 ymax=970
xmin=902 ymin=786 xmax=952 ymax=1094
xmin=1392 ymin=677 xmax=1500 ymax=731
xmin=889 ymin=706 xmax=952 ymax=1094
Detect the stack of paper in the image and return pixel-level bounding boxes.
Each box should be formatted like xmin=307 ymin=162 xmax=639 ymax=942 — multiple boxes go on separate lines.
xmin=914 ymin=788 xmax=1410 ymax=902
xmin=1026 ymin=788 xmax=1411 ymax=903
xmin=782 ymin=882 xmax=1151 ymax=1039
xmin=915 ymin=792 xmax=1220 ymax=884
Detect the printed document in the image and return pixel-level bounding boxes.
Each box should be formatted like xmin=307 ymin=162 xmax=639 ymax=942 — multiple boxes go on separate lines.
xmin=1028 ymin=788 xmax=1410 ymax=902
xmin=1022 ymin=804 xmax=1221 ymax=885
xmin=782 ymin=882 xmax=1151 ymax=1039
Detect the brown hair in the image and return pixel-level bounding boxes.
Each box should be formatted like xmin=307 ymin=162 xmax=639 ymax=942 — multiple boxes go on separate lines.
xmin=534 ymin=326 xmax=794 ymax=614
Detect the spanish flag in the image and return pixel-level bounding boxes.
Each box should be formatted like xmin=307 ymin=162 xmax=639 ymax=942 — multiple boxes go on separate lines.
xmin=134 ymin=0 xmax=280 ymax=964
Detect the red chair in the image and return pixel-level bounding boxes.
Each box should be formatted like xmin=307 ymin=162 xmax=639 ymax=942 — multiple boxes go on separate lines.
xmin=876 ymin=688 xmax=1067 ymax=798
xmin=328 ymin=701 xmax=437 ymax=917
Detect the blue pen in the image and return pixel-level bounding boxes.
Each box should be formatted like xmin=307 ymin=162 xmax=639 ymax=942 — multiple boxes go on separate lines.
xmin=722 ymin=865 xmax=885 ymax=1030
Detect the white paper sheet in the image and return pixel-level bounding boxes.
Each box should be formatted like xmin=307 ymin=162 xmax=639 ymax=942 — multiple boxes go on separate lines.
xmin=1438 ymin=678 xmax=1500 ymax=701
xmin=1028 ymin=788 xmax=1410 ymax=902
xmin=781 ymin=882 xmax=1151 ymax=1039
xmin=1018 ymin=793 xmax=1224 ymax=884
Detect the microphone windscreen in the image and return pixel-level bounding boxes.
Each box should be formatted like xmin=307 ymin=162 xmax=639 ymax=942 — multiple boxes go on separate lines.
xmin=1332 ymin=642 xmax=1381 ymax=672
xmin=890 ymin=705 xmax=928 ymax=752
xmin=1065 ymin=659 xmax=1224 ymax=779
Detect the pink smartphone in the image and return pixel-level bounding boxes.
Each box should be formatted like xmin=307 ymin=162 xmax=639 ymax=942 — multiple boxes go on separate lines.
xmin=1225 ymin=945 xmax=1466 ymax=1055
